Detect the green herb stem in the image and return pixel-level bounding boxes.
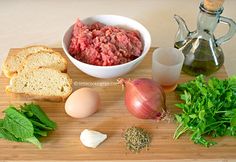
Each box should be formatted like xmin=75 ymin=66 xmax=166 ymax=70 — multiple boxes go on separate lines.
xmin=174 ymin=75 xmax=236 ymax=147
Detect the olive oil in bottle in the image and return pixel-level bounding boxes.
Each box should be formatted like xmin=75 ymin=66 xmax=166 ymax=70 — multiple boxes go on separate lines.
xmin=175 ymin=38 xmax=224 ymax=76
xmin=174 ymin=2 xmax=236 ymax=76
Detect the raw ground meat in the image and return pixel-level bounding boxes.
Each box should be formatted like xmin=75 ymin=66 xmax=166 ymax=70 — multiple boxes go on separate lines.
xmin=69 ymin=19 xmax=143 ymax=66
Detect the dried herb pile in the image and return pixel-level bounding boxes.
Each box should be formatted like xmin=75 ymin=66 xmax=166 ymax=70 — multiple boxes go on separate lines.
xmin=124 ymin=126 xmax=151 ymax=153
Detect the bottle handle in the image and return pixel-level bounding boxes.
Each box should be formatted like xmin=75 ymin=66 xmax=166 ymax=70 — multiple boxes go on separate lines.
xmin=216 ymin=16 xmax=236 ymax=46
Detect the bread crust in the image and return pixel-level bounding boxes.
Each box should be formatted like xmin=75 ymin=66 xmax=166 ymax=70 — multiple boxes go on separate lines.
xmin=17 ymin=51 xmax=68 ymax=73
xmin=25 ymin=45 xmax=54 ymax=51
xmin=3 ymin=46 xmax=72 ymax=102
xmin=2 ymin=45 xmax=55 ymax=78
xmin=2 ymin=64 xmax=15 ymax=78
xmin=6 ymin=67 xmax=73 ymax=102
xmin=6 ymin=90 xmax=71 ymax=102
xmin=2 ymin=51 xmax=22 ymax=78
xmin=5 ymin=87 xmax=66 ymax=102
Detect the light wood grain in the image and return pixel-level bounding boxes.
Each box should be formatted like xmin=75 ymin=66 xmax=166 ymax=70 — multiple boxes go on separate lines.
xmin=0 ymin=48 xmax=235 ymax=161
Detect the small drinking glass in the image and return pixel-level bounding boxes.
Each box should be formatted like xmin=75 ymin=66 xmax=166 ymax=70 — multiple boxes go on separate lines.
xmin=152 ymin=48 xmax=184 ymax=92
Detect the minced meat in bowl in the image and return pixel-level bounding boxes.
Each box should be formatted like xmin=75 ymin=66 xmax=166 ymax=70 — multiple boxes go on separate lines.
xmin=69 ymin=19 xmax=143 ymax=66
xmin=62 ymin=15 xmax=151 ymax=78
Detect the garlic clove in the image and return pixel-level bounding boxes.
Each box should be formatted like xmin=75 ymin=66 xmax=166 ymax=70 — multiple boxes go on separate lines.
xmin=80 ymin=129 xmax=107 ymax=148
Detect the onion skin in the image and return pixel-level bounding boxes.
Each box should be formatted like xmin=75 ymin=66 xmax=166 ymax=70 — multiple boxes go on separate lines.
xmin=119 ymin=78 xmax=167 ymax=119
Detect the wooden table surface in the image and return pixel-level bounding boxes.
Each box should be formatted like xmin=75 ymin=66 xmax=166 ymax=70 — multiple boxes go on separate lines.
xmin=0 ymin=48 xmax=235 ymax=162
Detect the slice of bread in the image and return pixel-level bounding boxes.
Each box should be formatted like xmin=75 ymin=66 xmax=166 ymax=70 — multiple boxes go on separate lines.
xmin=6 ymin=67 xmax=72 ymax=102
xmin=18 ymin=51 xmax=67 ymax=73
xmin=2 ymin=45 xmax=54 ymax=78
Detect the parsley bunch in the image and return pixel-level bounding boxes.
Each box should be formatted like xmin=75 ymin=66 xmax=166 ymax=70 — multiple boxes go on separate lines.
xmin=174 ymin=75 xmax=236 ymax=147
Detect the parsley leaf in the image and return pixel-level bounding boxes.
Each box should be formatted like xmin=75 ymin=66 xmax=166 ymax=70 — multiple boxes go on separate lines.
xmin=174 ymin=75 xmax=236 ymax=147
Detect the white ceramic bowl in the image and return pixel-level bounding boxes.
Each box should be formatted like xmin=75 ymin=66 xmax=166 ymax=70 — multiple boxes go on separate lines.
xmin=62 ymin=15 xmax=151 ymax=78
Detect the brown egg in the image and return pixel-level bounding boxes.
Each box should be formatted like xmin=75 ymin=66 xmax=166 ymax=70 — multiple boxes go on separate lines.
xmin=65 ymin=88 xmax=100 ymax=118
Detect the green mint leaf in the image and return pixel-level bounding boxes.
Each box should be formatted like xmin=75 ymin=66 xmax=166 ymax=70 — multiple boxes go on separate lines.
xmin=25 ymin=136 xmax=42 ymax=149
xmin=34 ymin=127 xmax=48 ymax=137
xmin=30 ymin=119 xmax=53 ymax=131
xmin=226 ymin=126 xmax=236 ymax=136
xmin=0 ymin=118 xmax=24 ymax=142
xmin=22 ymin=103 xmax=56 ymax=129
xmin=0 ymin=127 xmax=24 ymax=142
xmin=231 ymin=116 xmax=236 ymax=127
xmin=3 ymin=107 xmax=34 ymax=139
